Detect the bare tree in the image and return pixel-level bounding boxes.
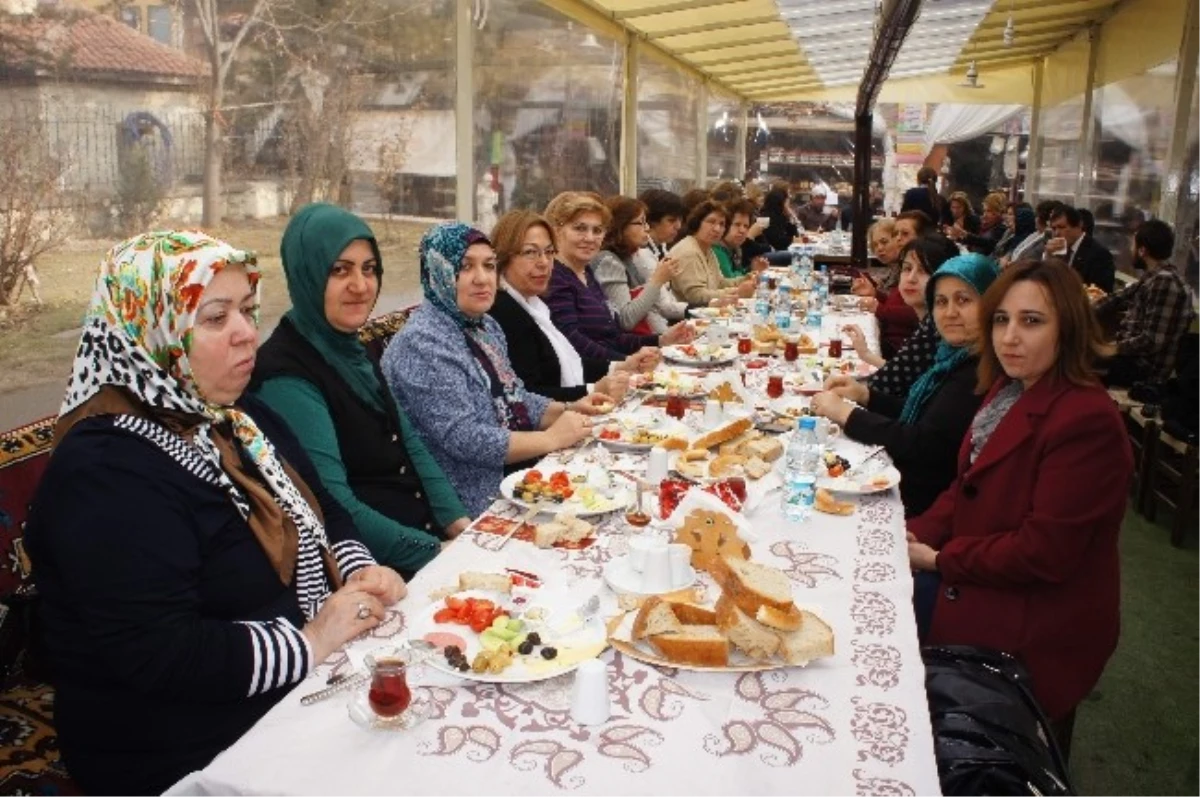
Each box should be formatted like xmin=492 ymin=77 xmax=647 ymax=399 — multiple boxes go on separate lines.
xmin=0 ymin=113 xmax=73 ymax=308
xmin=190 ymin=0 xmax=269 ymax=227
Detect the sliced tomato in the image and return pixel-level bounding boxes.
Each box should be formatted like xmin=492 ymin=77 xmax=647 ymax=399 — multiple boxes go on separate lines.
xmin=445 ymin=596 xmax=465 ymax=611
xmin=432 ymin=607 xmax=457 ymax=624
xmin=523 ymin=469 xmax=544 ymax=483
xmin=468 ymin=616 xmax=491 ymax=634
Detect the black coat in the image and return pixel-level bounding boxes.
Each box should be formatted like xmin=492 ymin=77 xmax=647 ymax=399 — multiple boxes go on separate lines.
xmin=253 ymin=317 xmax=440 ymax=552
xmin=488 ymin=290 xmax=609 ymax=401
xmin=844 ymin=356 xmax=983 ymax=517
xmin=1067 ymin=234 xmax=1116 ymax=293
xmin=25 ymin=396 xmax=359 ymax=795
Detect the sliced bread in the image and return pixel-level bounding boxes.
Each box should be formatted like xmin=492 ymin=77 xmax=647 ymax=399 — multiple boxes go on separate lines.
xmin=715 ymin=595 xmax=780 ymax=660
xmin=632 ymin=596 xmax=684 ymax=640
xmin=710 ymin=556 xmax=796 ymax=614
xmin=458 ymin=571 xmax=512 ymax=594
xmin=775 ymin=611 xmax=835 ymax=665
xmin=647 ymin=625 xmax=729 ymax=667
xmin=755 ymin=604 xmax=805 ymax=632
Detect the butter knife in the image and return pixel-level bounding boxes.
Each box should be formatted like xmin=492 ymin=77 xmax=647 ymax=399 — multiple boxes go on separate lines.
xmin=300 ymin=672 xmax=368 ymax=706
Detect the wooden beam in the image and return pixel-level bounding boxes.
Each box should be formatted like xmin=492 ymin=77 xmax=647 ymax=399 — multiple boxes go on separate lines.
xmin=646 ymin=15 xmax=780 ymax=40
xmin=612 ymin=0 xmax=749 ymax=19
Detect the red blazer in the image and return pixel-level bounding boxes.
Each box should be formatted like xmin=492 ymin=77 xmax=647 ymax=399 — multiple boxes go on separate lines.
xmin=908 ymin=375 xmax=1132 ymax=721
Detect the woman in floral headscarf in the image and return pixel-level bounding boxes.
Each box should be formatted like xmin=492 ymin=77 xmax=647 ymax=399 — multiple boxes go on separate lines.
xmin=382 ymin=221 xmax=607 ymax=516
xmin=24 ymin=231 xmax=405 ymax=795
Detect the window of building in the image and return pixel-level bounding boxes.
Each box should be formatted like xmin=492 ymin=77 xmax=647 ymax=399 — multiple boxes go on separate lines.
xmin=119 ymin=5 xmax=141 ymax=31
xmin=147 ymin=5 xmax=172 ymax=45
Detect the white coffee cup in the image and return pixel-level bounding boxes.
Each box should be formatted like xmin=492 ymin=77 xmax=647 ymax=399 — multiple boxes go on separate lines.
xmin=704 ymin=399 xmax=723 ymax=428
xmin=628 ymin=536 xmax=657 ymax=573
xmin=667 ymin=543 xmax=692 ymax=587
xmin=647 ymin=446 xmax=669 ymax=485
xmin=570 ymin=658 xmax=611 ymax=726
xmin=640 ymin=543 xmax=673 ymax=593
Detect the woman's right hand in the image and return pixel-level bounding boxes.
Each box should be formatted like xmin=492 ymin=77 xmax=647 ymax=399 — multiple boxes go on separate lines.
xmin=621 ymin=347 xmax=660 ymax=373
xmin=595 ymin=371 xmax=630 ymax=403
xmin=822 ymin=373 xmax=869 ymax=404
xmin=735 ymin=278 xmax=756 ymax=298
xmin=850 ymin=276 xmax=875 ymax=297
xmin=843 ymin=325 xmax=871 ymax=359
xmin=302 ymin=585 xmax=386 ymax=664
xmin=650 ymin=256 xmax=682 ymax=287
xmin=548 ymin=410 xmax=591 ymax=449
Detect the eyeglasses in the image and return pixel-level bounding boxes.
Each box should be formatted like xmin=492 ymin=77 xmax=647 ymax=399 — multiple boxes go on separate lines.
xmin=518 ymin=247 xmax=557 ymax=261
xmin=569 ymin=223 xmax=606 ymax=238
xmin=627 ymin=218 xmax=650 ymax=228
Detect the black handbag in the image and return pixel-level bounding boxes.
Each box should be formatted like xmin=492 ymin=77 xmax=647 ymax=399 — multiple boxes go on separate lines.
xmin=922 ymin=645 xmax=1074 ymax=796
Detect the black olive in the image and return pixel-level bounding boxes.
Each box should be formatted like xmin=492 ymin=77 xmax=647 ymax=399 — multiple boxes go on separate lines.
xmin=526 ymin=632 xmax=542 ymax=646
xmin=517 ymin=640 xmax=534 ymax=655
xmin=540 ymin=646 xmax=558 ymax=660
xmin=457 ymin=662 xmax=470 ymax=672
xmin=444 ymin=645 xmax=461 ymax=658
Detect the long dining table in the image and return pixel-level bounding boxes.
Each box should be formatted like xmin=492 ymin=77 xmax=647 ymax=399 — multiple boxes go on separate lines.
xmin=168 ymin=300 xmax=940 ymax=796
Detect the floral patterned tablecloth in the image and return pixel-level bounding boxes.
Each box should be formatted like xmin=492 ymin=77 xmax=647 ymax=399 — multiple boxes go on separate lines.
xmin=168 ymin=311 xmax=939 ymax=796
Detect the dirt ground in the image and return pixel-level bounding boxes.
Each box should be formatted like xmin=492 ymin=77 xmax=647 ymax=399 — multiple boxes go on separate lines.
xmin=0 ymin=216 xmax=428 ymax=394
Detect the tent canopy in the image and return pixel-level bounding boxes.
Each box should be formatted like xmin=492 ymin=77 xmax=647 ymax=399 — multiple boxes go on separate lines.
xmin=551 ymin=0 xmax=1188 ymax=104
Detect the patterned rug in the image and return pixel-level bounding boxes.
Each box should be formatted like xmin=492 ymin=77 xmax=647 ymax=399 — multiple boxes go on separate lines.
xmin=0 ymin=673 xmax=79 ymax=795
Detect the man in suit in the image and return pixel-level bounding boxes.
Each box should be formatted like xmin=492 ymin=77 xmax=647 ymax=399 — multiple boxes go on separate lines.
xmin=1045 ymin=205 xmax=1115 ymax=292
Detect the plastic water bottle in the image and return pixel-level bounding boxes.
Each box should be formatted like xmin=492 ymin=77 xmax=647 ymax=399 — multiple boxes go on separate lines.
xmin=798 ymin=252 xmax=814 ymax=288
xmin=775 ymin=283 xmax=792 ymax=330
xmin=754 ymin=272 xmax=771 ymax=321
xmin=814 ymin=264 xmax=829 ymax=308
xmin=782 ymin=417 xmax=820 ymax=522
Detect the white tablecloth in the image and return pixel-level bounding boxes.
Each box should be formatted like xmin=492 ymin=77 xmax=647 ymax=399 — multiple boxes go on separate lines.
xmin=168 ymin=310 xmax=939 ymax=796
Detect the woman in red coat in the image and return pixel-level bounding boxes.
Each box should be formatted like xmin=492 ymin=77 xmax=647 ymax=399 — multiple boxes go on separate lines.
xmin=907 ymin=259 xmax=1132 ymax=723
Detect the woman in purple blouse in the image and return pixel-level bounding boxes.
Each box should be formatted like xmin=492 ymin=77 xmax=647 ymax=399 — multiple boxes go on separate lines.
xmin=544 ymin=192 xmax=695 ymax=362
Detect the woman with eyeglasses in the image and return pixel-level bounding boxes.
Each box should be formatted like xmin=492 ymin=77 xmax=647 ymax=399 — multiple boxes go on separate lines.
xmin=383 ymin=222 xmax=608 ymax=516
xmin=544 ymin=192 xmax=695 ymax=363
xmin=591 ymin=195 xmax=685 ymax=335
xmin=488 ymin=210 xmax=654 ymax=402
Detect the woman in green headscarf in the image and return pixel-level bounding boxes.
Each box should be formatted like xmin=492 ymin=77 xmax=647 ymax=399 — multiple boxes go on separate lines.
xmin=253 ymin=203 xmax=469 ymax=578
xmin=810 ymin=253 xmax=1000 ymax=517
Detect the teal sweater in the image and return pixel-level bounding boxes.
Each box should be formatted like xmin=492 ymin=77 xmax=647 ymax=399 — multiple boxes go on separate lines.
xmin=255 ymin=376 xmax=467 ymax=574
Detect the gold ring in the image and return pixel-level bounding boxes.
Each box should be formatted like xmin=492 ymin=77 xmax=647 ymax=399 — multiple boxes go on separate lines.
xmin=356 ymin=603 xmax=371 ymax=620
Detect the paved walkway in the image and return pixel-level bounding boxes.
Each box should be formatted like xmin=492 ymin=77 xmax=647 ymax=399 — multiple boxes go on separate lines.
xmin=0 ymin=290 xmax=423 ymax=430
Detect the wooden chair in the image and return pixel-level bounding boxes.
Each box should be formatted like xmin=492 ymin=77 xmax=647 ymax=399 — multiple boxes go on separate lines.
xmin=358 ymin=307 xmax=416 ymax=364
xmin=0 ymin=416 xmax=80 ymax=794
xmin=1142 ymin=425 xmax=1199 ymax=547
xmin=1124 ymin=405 xmax=1159 ymax=510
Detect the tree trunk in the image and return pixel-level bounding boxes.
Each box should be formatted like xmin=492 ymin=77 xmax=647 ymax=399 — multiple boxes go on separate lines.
xmin=202 ymin=82 xmax=223 ymax=227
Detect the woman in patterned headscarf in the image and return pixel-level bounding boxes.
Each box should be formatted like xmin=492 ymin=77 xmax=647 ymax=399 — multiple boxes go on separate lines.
xmin=383 ymin=221 xmax=607 ymax=516
xmin=24 ymin=231 xmax=405 ymax=795
xmin=810 ymin=253 xmax=1000 ymax=517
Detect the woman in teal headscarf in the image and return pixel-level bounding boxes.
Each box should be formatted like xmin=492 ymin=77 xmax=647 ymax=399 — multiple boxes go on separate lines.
xmin=810 ymin=253 xmax=1000 ymax=517
xmin=253 ymin=203 xmax=469 ymax=578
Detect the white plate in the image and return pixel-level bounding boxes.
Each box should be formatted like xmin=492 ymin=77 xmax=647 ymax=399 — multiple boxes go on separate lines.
xmin=602 ymin=555 xmax=697 ymax=596
xmin=634 ymin=370 xmax=706 ymax=398
xmin=410 ymin=590 xmax=608 ymax=684
xmin=661 ymin=344 xmax=738 ymax=368
xmin=816 ymin=464 xmax=902 ymax=494
xmin=594 ymin=414 xmax=689 ymax=452
xmin=500 ymin=467 xmax=629 ymax=517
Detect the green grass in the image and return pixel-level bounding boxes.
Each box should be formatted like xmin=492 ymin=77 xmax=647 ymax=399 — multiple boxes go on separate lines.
xmin=0 ymin=216 xmax=427 ymax=394
xmin=1073 ymin=508 xmax=1199 ymax=795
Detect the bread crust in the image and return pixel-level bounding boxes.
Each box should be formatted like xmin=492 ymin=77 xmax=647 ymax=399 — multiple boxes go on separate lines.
xmin=647 ymin=627 xmax=729 ymax=667
xmin=710 ymin=556 xmax=795 ymax=613
xmin=689 ymin=417 xmax=754 ymax=452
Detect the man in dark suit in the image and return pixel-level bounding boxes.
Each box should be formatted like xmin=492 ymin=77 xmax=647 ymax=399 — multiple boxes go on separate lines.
xmin=1045 ymin=206 xmax=1115 ymax=292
